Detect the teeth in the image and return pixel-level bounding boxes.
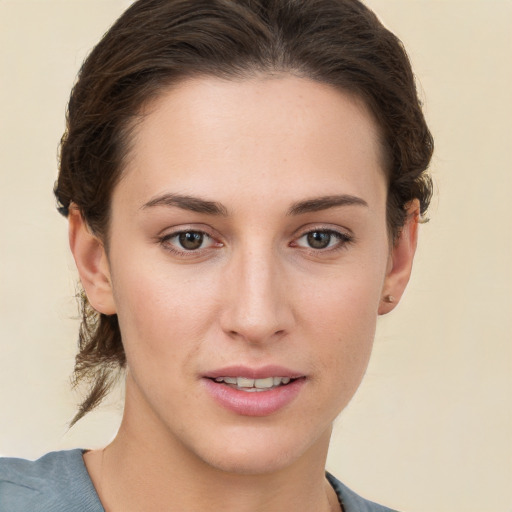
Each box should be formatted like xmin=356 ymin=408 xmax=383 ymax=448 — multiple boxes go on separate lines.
xmin=213 ymin=376 xmax=293 ymax=390
xmin=254 ymin=377 xmax=274 ymax=389
xmin=237 ymin=377 xmax=255 ymax=388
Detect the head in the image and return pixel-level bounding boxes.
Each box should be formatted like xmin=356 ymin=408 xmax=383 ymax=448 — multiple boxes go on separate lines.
xmin=56 ymin=0 xmax=433 ymax=432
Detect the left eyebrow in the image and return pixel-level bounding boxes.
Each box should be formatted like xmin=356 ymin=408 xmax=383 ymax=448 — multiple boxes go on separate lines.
xmin=287 ymin=194 xmax=369 ymax=215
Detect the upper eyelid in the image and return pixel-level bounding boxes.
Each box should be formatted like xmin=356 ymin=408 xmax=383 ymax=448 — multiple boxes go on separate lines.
xmin=293 ymin=223 xmax=354 ymax=239
xmin=297 ymin=229 xmax=350 ymax=240
xmin=161 ymin=229 xmax=218 ymax=245
xmin=161 ymin=228 xmax=211 ymax=237
xmin=293 ymin=229 xmax=353 ymax=244
xmin=299 ymin=227 xmax=349 ymax=235
xmin=158 ymin=225 xmax=218 ymax=240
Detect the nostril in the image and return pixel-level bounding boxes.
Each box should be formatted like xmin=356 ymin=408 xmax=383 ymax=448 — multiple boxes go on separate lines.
xmin=226 ymin=329 xmax=286 ymax=342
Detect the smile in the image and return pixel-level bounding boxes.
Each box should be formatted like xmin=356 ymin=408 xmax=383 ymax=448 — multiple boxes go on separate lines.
xmin=213 ymin=376 xmax=293 ymax=391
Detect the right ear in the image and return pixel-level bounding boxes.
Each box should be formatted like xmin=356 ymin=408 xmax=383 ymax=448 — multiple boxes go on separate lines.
xmin=68 ymin=205 xmax=116 ymax=315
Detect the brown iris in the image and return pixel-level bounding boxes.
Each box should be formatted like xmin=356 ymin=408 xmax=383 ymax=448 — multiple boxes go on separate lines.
xmin=307 ymin=231 xmax=332 ymax=249
xmin=178 ymin=232 xmax=204 ymax=250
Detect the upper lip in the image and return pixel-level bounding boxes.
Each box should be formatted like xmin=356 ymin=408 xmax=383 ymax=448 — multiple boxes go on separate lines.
xmin=203 ymin=365 xmax=305 ymax=380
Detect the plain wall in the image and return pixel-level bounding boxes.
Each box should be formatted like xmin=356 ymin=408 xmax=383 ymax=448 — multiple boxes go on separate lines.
xmin=0 ymin=1 xmax=510 ymax=511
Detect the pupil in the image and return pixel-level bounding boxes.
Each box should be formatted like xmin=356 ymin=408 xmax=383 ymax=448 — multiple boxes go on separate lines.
xmin=179 ymin=232 xmax=203 ymax=250
xmin=307 ymin=231 xmax=331 ymax=249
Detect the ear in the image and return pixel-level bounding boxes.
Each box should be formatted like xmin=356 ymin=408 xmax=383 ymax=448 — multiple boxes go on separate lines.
xmin=68 ymin=205 xmax=116 ymax=315
xmin=378 ymin=199 xmax=420 ymax=315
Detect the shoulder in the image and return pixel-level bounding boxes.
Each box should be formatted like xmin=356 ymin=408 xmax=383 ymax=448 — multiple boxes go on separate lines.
xmin=327 ymin=472 xmax=400 ymax=512
xmin=0 ymin=449 xmax=103 ymax=512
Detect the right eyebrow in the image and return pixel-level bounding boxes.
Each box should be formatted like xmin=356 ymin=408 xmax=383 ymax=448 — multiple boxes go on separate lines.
xmin=141 ymin=193 xmax=229 ymax=216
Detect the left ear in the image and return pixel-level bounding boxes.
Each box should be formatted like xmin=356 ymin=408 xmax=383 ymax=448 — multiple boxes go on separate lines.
xmin=378 ymin=199 xmax=420 ymax=315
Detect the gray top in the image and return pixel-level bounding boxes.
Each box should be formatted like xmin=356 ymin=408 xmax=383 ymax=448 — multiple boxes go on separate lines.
xmin=0 ymin=450 xmax=397 ymax=511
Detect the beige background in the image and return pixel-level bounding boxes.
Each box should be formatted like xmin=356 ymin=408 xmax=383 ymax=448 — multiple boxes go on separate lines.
xmin=0 ymin=1 xmax=511 ymax=511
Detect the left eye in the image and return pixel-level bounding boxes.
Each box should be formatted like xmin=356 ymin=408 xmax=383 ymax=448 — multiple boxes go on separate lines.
xmin=163 ymin=231 xmax=215 ymax=251
xmin=295 ymin=230 xmax=349 ymax=250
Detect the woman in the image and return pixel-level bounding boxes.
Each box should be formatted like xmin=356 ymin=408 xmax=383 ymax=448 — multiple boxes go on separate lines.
xmin=0 ymin=0 xmax=433 ymax=510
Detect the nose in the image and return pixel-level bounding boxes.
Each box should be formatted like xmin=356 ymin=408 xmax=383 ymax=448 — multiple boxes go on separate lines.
xmin=219 ymin=244 xmax=294 ymax=345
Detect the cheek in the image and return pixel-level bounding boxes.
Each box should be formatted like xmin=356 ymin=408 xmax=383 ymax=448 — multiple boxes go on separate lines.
xmin=314 ymin=292 xmax=377 ymax=368
xmin=110 ymin=262 xmax=221 ymax=372
xmin=298 ymin=258 xmax=386 ymax=385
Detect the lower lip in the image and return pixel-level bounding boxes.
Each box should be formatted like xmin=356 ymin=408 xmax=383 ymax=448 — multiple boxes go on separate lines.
xmin=202 ymin=378 xmax=305 ymax=416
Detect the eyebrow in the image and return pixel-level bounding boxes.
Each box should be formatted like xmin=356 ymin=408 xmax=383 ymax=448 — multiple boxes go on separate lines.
xmin=141 ymin=193 xmax=228 ymax=216
xmin=141 ymin=192 xmax=368 ymax=216
xmin=287 ymin=194 xmax=368 ymax=215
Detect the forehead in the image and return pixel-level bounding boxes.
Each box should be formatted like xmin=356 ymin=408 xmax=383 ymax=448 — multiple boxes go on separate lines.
xmin=116 ymin=75 xmax=387 ymax=212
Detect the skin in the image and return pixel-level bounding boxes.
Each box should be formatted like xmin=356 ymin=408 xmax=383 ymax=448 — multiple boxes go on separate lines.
xmin=70 ymin=75 xmax=419 ymax=512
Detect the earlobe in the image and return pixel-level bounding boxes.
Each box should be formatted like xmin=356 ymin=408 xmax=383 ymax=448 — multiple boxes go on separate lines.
xmin=378 ymin=200 xmax=420 ymax=315
xmin=68 ymin=206 xmax=116 ymax=315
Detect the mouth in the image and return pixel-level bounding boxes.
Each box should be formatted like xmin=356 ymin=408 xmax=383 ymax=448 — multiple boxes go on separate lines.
xmin=202 ymin=366 xmax=306 ymax=416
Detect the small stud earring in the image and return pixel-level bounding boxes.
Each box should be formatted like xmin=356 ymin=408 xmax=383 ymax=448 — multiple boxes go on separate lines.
xmin=383 ymin=294 xmax=395 ymax=304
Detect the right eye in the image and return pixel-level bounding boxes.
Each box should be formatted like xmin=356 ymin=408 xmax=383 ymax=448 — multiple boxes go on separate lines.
xmin=160 ymin=230 xmax=220 ymax=255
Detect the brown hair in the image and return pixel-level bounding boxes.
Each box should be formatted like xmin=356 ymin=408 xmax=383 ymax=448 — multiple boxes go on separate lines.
xmin=55 ymin=0 xmax=433 ymax=425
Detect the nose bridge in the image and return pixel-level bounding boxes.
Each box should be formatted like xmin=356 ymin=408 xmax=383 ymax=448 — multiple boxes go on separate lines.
xmin=221 ymin=239 xmax=291 ymax=343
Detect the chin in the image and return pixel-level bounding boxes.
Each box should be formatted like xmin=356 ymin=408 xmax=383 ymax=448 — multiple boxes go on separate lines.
xmin=190 ymin=423 xmax=330 ymax=476
xmin=201 ymin=446 xmax=299 ymax=475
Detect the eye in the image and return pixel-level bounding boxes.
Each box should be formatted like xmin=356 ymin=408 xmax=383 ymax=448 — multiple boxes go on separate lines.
xmin=293 ymin=229 xmax=352 ymax=251
xmin=160 ymin=230 xmax=219 ymax=253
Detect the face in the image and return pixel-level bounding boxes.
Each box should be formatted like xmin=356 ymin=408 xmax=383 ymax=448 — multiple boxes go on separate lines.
xmin=77 ymin=75 xmax=410 ymax=475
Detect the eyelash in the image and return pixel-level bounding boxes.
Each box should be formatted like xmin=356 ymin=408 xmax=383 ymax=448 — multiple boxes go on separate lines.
xmin=159 ymin=230 xmax=220 ymax=257
xmin=158 ymin=227 xmax=354 ymax=257
xmin=291 ymin=229 xmax=354 ymax=253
